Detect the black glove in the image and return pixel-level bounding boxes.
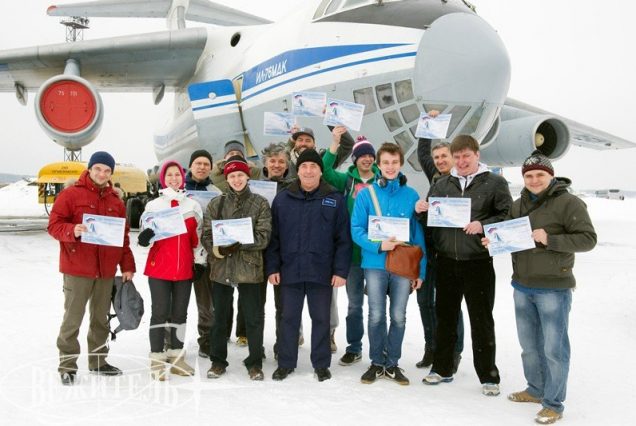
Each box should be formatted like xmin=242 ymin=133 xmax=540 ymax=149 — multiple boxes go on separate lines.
xmin=137 ymin=228 xmax=155 ymax=247
xmin=193 ymin=263 xmax=206 ymax=281
xmin=218 ymin=241 xmax=241 ymax=256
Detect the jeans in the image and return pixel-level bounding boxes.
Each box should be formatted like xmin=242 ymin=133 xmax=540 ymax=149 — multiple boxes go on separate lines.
xmin=210 ymin=282 xmax=264 ymax=369
xmin=148 ymin=278 xmax=192 ymax=353
xmin=514 ymin=288 xmax=572 ymax=414
xmin=345 ymin=264 xmax=365 ymax=354
xmin=416 ymin=258 xmax=465 ymax=354
xmin=432 ymin=257 xmax=499 ymax=383
xmin=365 ymin=269 xmax=411 ymax=368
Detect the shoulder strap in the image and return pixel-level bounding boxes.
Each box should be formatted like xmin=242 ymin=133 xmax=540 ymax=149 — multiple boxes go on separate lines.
xmin=216 ymin=195 xmax=226 ymax=220
xmin=343 ymin=174 xmax=355 ymax=198
xmin=367 ymin=185 xmax=382 ymax=216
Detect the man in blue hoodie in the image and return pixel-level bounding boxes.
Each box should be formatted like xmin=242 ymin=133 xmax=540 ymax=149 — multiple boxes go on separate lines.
xmin=351 ymin=143 xmax=427 ymax=386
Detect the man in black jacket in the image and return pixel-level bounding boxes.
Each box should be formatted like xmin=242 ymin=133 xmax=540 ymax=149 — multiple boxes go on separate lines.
xmin=266 ymin=149 xmax=352 ymax=382
xmin=421 ymin=135 xmax=512 ymax=397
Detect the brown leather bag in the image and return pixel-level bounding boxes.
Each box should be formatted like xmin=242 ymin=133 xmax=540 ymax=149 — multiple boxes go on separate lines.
xmin=385 ymin=244 xmax=423 ymax=280
xmin=367 ymin=185 xmax=423 ymax=280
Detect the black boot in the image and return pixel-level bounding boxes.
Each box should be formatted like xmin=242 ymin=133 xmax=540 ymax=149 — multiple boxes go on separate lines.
xmin=416 ymin=348 xmax=434 ymax=368
xmin=314 ymin=368 xmax=331 ymax=382
xmin=272 ymin=367 xmax=294 ymax=381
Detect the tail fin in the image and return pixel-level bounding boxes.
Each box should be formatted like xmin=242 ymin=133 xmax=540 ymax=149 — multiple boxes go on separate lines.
xmin=47 ymin=0 xmax=271 ymax=30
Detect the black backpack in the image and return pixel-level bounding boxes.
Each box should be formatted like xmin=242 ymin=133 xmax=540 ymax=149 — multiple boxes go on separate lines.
xmin=108 ymin=276 xmax=144 ymax=340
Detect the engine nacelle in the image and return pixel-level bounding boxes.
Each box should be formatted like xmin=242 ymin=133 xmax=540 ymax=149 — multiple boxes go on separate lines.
xmin=34 ymin=74 xmax=103 ymax=151
xmin=480 ymin=115 xmax=570 ymax=167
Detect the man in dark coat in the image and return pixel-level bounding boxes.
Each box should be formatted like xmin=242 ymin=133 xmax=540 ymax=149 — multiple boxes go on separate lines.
xmin=266 ymin=149 xmax=352 ymax=382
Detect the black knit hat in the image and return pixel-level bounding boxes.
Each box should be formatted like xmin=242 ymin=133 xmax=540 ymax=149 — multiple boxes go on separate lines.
xmin=189 ymin=149 xmax=213 ymax=168
xmin=522 ymin=150 xmax=554 ymax=176
xmin=296 ymin=149 xmax=323 ymax=172
xmin=88 ymin=151 xmax=115 ymax=172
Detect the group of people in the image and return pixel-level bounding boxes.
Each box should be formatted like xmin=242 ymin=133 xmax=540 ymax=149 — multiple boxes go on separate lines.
xmin=48 ymin=121 xmax=596 ymax=425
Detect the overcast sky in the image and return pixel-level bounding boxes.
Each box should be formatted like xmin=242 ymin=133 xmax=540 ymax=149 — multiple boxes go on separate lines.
xmin=1 ymin=0 xmax=634 ymax=189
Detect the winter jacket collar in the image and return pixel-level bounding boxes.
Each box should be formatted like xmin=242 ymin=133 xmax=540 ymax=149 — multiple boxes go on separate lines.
xmin=76 ymin=169 xmax=115 ymax=196
xmin=521 ymin=177 xmax=571 ymax=205
xmin=185 ymin=171 xmax=212 ymax=190
xmin=450 ymin=162 xmax=490 ymax=190
xmin=158 ymin=187 xmax=187 ymax=202
xmin=348 ymin=163 xmax=379 ymax=183
xmin=287 ymin=178 xmax=335 ymax=199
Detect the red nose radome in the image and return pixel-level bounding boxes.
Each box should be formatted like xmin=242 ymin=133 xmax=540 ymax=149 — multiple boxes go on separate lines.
xmin=39 ymin=80 xmax=96 ymax=133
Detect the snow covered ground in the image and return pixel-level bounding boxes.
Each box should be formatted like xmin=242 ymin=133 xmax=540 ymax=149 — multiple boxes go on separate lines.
xmin=0 ymin=182 xmax=634 ymax=425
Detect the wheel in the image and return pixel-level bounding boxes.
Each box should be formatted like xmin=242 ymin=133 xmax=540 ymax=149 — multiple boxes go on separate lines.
xmin=126 ymin=197 xmax=144 ymax=230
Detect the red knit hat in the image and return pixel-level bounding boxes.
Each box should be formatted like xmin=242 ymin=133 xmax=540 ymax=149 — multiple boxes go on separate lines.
xmin=223 ymin=155 xmax=251 ymax=177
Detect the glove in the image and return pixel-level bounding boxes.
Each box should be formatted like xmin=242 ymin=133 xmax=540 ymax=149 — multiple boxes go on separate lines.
xmin=193 ymin=264 xmax=206 ymax=281
xmin=218 ymin=241 xmax=241 ymax=256
xmin=137 ymin=228 xmax=155 ymax=247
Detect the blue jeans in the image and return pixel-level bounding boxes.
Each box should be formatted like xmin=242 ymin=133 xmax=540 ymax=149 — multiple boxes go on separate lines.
xmin=345 ymin=264 xmax=365 ymax=354
xmin=365 ymin=269 xmax=411 ymax=368
xmin=514 ymin=288 xmax=572 ymax=414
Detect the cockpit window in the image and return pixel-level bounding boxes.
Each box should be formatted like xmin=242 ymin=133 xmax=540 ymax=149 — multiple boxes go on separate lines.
xmin=313 ymin=0 xmax=332 ymax=19
xmin=353 ymin=87 xmax=377 ymax=115
xmin=376 ymin=83 xmax=395 ymax=109
xmin=325 ymin=0 xmax=344 ymax=15
xmin=344 ymin=0 xmax=369 ymax=7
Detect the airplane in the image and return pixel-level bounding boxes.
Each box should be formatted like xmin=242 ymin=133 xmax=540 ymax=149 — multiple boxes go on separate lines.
xmin=1 ymin=0 xmax=634 ymax=197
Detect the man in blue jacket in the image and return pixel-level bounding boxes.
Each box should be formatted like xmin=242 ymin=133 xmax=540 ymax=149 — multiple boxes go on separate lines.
xmin=266 ymin=149 xmax=352 ymax=382
xmin=351 ymin=143 xmax=427 ymax=386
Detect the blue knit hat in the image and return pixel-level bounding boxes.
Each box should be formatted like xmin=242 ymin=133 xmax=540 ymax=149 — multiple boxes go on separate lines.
xmin=88 ymin=151 xmax=115 ymax=172
xmin=351 ymin=136 xmax=375 ymax=165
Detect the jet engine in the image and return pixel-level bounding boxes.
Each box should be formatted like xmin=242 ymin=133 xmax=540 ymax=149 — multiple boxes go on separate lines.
xmin=480 ymin=109 xmax=570 ymax=167
xmin=34 ymin=74 xmax=103 ymax=151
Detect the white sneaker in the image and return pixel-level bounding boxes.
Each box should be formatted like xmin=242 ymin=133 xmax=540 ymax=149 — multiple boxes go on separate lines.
xmin=422 ymin=372 xmax=453 ymax=385
xmin=482 ymin=383 xmax=500 ymax=396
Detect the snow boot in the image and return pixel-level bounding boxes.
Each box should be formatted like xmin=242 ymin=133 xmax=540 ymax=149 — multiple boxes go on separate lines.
xmin=167 ymin=348 xmax=195 ymax=376
xmin=150 ymin=352 xmax=168 ymax=381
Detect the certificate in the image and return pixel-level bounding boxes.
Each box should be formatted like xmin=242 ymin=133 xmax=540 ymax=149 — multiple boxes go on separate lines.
xmin=248 ymin=180 xmax=277 ymax=206
xmin=368 ymin=215 xmax=410 ymax=242
xmin=427 ymin=197 xmax=471 ymax=228
xmin=212 ymin=218 xmax=255 ymax=246
xmin=415 ymin=113 xmax=452 ymax=139
xmin=81 ymin=214 xmax=126 ymax=247
xmin=186 ymin=189 xmax=221 ymax=210
xmin=323 ymin=98 xmax=365 ymax=131
xmin=292 ymin=91 xmax=326 ymax=117
xmin=264 ymin=112 xmax=295 ymax=136
xmin=484 ymin=216 xmax=535 ymax=256
xmin=140 ymin=207 xmax=187 ymax=242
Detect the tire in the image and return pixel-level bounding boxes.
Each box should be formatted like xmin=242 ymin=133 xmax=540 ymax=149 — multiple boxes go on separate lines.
xmin=126 ymin=197 xmax=144 ymax=230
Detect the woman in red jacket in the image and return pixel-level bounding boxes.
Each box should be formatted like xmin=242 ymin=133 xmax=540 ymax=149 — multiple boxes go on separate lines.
xmin=138 ymin=160 xmax=204 ymax=380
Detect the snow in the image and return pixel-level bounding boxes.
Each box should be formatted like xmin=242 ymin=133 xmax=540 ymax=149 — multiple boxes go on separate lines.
xmin=0 ymin=181 xmax=634 ymax=425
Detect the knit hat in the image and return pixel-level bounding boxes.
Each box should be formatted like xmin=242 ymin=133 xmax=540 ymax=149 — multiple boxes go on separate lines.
xmin=159 ymin=160 xmax=186 ymax=189
xmin=521 ymin=150 xmax=554 ymax=176
xmin=296 ymin=148 xmax=323 ymax=172
xmin=351 ymin=135 xmax=376 ymax=165
xmin=291 ymin=127 xmax=315 ymax=141
xmin=224 ymin=140 xmax=246 ymax=158
xmin=88 ymin=151 xmax=115 ymax=172
xmin=189 ymin=149 xmax=213 ymax=168
xmin=223 ymin=155 xmax=251 ymax=177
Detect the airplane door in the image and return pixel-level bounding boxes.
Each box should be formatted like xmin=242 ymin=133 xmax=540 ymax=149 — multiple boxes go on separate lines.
xmin=187 ymin=79 xmax=247 ymax=160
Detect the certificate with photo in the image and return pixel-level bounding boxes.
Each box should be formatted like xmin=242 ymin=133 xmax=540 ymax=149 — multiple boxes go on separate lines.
xmin=248 ymin=180 xmax=277 ymax=206
xmin=484 ymin=216 xmax=535 ymax=256
xmin=367 ymin=215 xmax=410 ymax=242
xmin=415 ymin=113 xmax=452 ymax=139
xmin=427 ymin=197 xmax=471 ymax=228
xmin=186 ymin=189 xmax=221 ymax=210
xmin=292 ymin=91 xmax=326 ymax=117
xmin=140 ymin=207 xmax=187 ymax=242
xmin=81 ymin=214 xmax=126 ymax=247
xmin=264 ymin=112 xmax=295 ymax=136
xmin=212 ymin=218 xmax=255 ymax=246
xmin=322 ymin=98 xmax=365 ymax=131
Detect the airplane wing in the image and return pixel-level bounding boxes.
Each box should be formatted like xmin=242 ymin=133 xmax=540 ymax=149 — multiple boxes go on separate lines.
xmin=505 ymin=98 xmax=635 ymax=150
xmin=0 ymin=27 xmax=207 ymax=92
xmin=47 ymin=0 xmax=272 ymax=26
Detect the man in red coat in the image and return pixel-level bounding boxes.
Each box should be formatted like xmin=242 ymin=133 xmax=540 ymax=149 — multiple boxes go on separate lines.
xmin=48 ymin=151 xmax=136 ymax=385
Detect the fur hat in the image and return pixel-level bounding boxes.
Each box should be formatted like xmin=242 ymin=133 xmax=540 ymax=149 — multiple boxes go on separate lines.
xmin=189 ymin=149 xmax=213 ymax=168
xmin=88 ymin=151 xmax=115 ymax=172
xmin=224 ymin=140 xmax=246 ymax=158
xmin=159 ymin=160 xmax=186 ymax=189
xmin=351 ymin=135 xmax=376 ymax=165
xmin=296 ymin=148 xmax=323 ymax=172
xmin=522 ymin=150 xmax=554 ymax=176
xmin=223 ymin=155 xmax=251 ymax=177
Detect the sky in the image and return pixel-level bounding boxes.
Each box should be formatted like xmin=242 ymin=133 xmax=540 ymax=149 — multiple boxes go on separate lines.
xmin=0 ymin=0 xmax=634 ymax=189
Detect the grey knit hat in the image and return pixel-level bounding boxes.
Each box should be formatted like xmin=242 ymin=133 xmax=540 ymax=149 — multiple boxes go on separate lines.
xmin=522 ymin=150 xmax=554 ymax=176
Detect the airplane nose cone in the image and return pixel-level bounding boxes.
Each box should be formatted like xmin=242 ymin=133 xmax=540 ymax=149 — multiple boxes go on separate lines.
xmin=413 ymin=13 xmax=511 ymax=142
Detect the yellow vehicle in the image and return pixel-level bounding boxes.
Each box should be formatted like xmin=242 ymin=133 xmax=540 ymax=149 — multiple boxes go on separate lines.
xmin=38 ymin=161 xmax=152 ymax=227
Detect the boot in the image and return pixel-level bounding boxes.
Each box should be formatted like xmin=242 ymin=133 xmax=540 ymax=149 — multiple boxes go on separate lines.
xmin=149 ymin=352 xmax=168 ymax=381
xmin=167 ymin=348 xmax=195 ymax=376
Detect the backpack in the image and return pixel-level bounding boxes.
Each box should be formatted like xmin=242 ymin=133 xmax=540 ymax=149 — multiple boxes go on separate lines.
xmin=108 ymin=276 xmax=144 ymax=340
